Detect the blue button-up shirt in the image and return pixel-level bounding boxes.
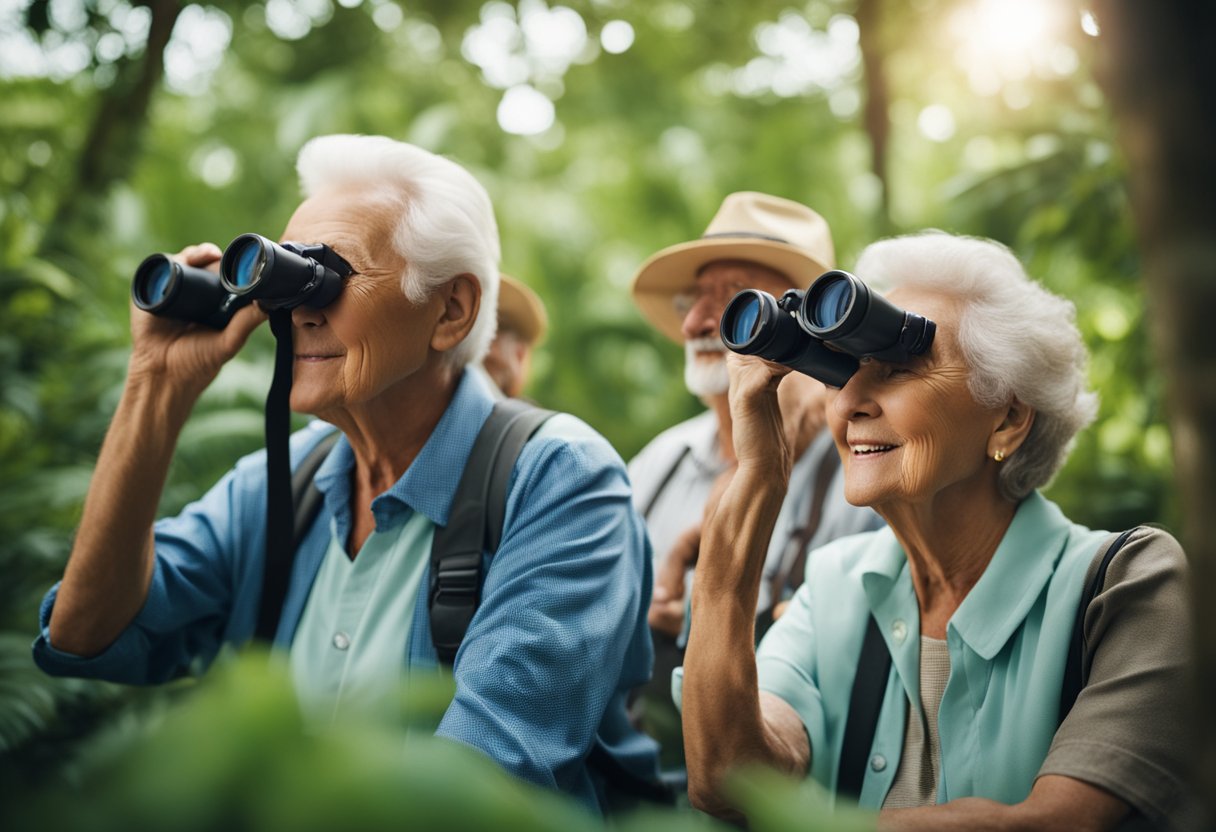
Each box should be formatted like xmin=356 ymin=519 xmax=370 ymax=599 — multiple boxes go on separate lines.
xmin=34 ymin=369 xmax=660 ymax=811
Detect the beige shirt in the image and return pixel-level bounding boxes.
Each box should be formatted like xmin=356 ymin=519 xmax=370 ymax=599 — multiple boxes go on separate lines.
xmin=883 ymin=636 xmax=950 ymax=809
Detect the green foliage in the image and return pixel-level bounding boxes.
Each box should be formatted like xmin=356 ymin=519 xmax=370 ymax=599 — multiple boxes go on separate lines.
xmin=0 ymin=0 xmax=1181 ymax=823
xmin=1 ymin=653 xmax=866 ymax=831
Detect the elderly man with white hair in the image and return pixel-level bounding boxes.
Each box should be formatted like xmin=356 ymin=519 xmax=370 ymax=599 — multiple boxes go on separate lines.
xmin=32 ymin=135 xmax=660 ymax=812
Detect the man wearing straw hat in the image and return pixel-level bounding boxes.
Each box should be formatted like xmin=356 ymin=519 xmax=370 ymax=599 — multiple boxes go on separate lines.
xmin=482 ymin=274 xmax=548 ymax=400
xmin=627 ymin=192 xmax=881 ymax=761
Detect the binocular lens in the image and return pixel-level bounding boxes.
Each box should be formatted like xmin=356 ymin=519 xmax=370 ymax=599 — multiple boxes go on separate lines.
xmin=219 ymin=233 xmax=348 ymax=309
xmin=808 ymin=274 xmax=853 ymax=329
xmin=720 ymin=270 xmax=936 ymax=387
xmin=136 ymin=259 xmax=174 ymax=307
xmin=131 ymin=254 xmax=241 ymax=329
xmin=228 ymin=237 xmax=265 ymax=289
xmin=800 ymin=269 xmax=936 ymax=362
xmin=729 ymin=295 xmax=762 ymax=345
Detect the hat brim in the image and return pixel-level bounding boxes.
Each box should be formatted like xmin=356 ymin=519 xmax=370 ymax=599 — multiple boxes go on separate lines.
xmin=630 ymin=238 xmax=833 ymax=343
xmin=498 ymin=275 xmax=548 ymax=345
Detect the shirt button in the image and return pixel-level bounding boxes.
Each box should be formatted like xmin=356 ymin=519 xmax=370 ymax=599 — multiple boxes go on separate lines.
xmin=332 ymin=631 xmax=351 ymax=651
xmin=870 ymin=754 xmax=887 ymax=772
xmin=891 ymin=619 xmax=908 ymax=644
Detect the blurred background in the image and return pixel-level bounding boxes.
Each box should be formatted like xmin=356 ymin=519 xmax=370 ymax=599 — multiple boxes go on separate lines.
xmin=0 ymin=0 xmax=1198 ymax=826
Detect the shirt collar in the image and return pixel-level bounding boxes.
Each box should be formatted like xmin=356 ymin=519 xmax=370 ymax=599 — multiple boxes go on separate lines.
xmin=311 ymin=367 xmax=496 ymax=528
xmin=851 ymin=491 xmax=1072 ymax=660
xmin=948 ymin=491 xmax=1071 ymax=659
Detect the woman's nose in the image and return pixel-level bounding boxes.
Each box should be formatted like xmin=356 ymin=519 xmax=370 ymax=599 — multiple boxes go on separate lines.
xmin=831 ymin=368 xmax=880 ymax=421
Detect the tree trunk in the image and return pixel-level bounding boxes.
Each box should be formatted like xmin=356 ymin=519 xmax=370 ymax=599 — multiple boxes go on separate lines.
xmin=856 ymin=0 xmax=891 ymax=232
xmin=44 ymin=0 xmax=183 ymax=256
xmin=1093 ymin=0 xmax=1216 ymax=815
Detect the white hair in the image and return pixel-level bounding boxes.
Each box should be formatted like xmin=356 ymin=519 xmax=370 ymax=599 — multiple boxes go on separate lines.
xmin=296 ymin=135 xmax=500 ymax=367
xmin=855 ymin=231 xmax=1098 ymax=501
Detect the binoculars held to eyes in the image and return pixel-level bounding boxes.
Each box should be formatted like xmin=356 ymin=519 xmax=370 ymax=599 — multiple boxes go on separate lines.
xmin=131 ymin=234 xmax=353 ymax=328
xmin=720 ymin=270 xmax=936 ymax=387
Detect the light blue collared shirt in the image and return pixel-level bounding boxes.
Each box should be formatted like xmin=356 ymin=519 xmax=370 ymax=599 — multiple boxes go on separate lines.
xmin=673 ymin=492 xmax=1108 ymax=807
xmin=753 ymin=492 xmax=1107 ymax=807
xmin=34 ymin=369 xmax=660 ymax=812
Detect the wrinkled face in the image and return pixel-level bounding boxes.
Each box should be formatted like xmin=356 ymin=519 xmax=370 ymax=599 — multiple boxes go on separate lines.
xmin=281 ymin=187 xmax=445 ymax=416
xmin=678 ymin=260 xmax=794 ymax=397
xmin=826 ymin=287 xmax=1006 ymax=509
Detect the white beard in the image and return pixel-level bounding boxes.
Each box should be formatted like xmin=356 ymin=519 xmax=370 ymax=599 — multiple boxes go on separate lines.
xmin=684 ymin=336 xmax=729 ymax=397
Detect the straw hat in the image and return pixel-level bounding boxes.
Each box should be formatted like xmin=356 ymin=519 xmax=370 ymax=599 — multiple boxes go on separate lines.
xmin=630 ymin=191 xmax=835 ymax=342
xmin=497 ymin=273 xmax=549 ymax=345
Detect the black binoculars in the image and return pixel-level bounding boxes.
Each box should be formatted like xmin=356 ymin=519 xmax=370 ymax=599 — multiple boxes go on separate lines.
xmin=720 ymin=270 xmax=936 ymax=387
xmin=131 ymin=234 xmax=353 ymax=328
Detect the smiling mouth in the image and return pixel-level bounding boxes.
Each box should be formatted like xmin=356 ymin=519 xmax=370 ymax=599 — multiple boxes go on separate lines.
xmin=850 ymin=443 xmax=898 ymax=456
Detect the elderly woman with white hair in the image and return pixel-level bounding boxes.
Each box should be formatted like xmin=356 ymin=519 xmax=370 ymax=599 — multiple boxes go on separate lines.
xmin=680 ymin=232 xmax=1198 ymax=830
xmin=33 ymin=134 xmax=660 ymax=812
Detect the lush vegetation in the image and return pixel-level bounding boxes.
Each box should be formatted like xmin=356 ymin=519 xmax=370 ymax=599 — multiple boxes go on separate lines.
xmin=0 ymin=0 xmax=1188 ymax=827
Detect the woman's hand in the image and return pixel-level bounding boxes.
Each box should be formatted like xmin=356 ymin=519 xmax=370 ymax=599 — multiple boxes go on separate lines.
xmin=725 ymin=353 xmax=790 ymax=472
xmin=128 ymin=243 xmax=267 ymax=395
xmin=726 ymin=354 xmax=826 ymax=480
xmin=778 ymin=371 xmax=828 ymax=458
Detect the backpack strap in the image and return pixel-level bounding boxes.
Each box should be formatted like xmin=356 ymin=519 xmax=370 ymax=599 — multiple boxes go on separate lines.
xmin=837 ymin=614 xmax=891 ymax=800
xmin=429 ymin=399 xmax=554 ymax=665
xmin=255 ymin=429 xmax=340 ymax=642
xmin=1058 ymin=527 xmax=1140 ymax=724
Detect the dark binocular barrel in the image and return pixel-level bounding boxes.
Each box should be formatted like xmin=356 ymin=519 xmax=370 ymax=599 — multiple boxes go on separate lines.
xmin=721 ymin=289 xmax=790 ymax=354
xmin=721 ymin=289 xmax=859 ymax=388
xmin=219 ymin=234 xmax=345 ymax=310
xmin=131 ymin=254 xmax=238 ymax=330
xmin=800 ymin=270 xmax=934 ymax=360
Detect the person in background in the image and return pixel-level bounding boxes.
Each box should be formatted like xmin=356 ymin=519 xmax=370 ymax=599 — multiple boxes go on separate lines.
xmin=481 ymin=273 xmax=548 ymax=399
xmin=627 ymin=191 xmax=881 ymax=767
xmin=680 ymin=231 xmax=1199 ymax=830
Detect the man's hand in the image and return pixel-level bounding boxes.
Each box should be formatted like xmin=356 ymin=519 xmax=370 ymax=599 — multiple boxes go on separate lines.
xmin=128 ymin=243 xmax=267 ymax=394
xmin=649 ymin=524 xmax=701 ymax=637
xmin=776 ymin=371 xmax=827 ymax=459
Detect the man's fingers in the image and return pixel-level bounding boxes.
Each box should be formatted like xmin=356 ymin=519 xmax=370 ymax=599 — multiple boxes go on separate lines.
xmin=648 ymin=598 xmax=687 ymax=637
xmin=220 ymin=302 xmax=269 ymax=354
xmin=175 ymin=242 xmax=224 ymax=269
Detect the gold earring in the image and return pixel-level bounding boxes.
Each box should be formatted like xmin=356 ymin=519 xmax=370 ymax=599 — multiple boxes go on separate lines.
xmin=994 ymin=450 xmax=1005 ymax=462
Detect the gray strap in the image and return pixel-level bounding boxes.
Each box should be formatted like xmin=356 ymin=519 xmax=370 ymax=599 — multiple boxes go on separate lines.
xmin=429 ymin=400 xmax=554 ymax=664
xmin=291 ymin=431 xmax=340 ymax=549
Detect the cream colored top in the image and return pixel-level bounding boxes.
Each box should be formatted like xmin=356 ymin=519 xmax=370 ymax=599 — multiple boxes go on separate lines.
xmin=883 ymin=635 xmax=951 ymax=809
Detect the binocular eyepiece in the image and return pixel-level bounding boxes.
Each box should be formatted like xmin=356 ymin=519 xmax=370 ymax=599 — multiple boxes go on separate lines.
xmin=720 ymin=270 xmax=936 ymax=387
xmin=131 ymin=234 xmax=353 ymax=328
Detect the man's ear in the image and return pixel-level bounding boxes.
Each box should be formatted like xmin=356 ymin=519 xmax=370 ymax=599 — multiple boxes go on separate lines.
xmin=989 ymin=396 xmax=1035 ymax=461
xmin=431 ymin=274 xmax=481 ymax=353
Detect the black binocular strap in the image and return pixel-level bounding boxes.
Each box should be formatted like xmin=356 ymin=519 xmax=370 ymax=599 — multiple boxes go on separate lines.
xmin=255 ymin=310 xmax=297 ymax=642
xmin=838 ymin=614 xmax=891 ymax=800
xmin=429 ymin=399 xmax=553 ymax=664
